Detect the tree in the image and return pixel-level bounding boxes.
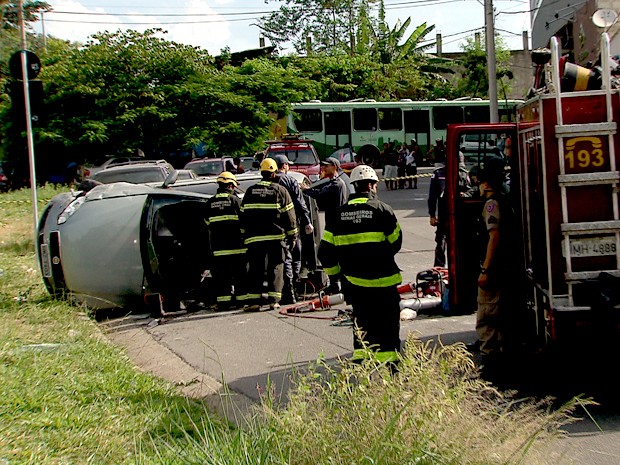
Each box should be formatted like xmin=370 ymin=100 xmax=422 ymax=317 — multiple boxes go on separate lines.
xmin=456 ymin=35 xmax=513 ymax=99
xmin=259 ymin=0 xmax=376 ymax=56
xmin=0 ymin=1 xmax=50 ymax=30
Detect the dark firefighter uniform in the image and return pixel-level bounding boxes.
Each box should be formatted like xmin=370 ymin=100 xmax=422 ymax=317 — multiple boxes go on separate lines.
xmin=318 ymin=193 xmax=403 ymax=362
xmin=204 ymin=187 xmax=247 ymax=310
xmin=239 ymin=180 xmax=298 ymax=308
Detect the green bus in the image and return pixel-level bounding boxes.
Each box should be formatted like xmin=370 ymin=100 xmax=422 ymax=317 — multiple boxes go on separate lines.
xmin=287 ymin=98 xmax=523 ymax=162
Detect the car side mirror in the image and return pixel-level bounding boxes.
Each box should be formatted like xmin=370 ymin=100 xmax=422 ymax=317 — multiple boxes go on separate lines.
xmin=162 ymin=170 xmax=179 ymax=188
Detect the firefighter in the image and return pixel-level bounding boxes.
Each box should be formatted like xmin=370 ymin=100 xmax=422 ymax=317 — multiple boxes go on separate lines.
xmin=204 ymin=171 xmax=247 ymax=311
xmin=318 ymin=165 xmax=403 ymax=363
xmin=239 ymin=158 xmax=298 ymax=311
xmin=274 ymin=154 xmax=314 ymax=305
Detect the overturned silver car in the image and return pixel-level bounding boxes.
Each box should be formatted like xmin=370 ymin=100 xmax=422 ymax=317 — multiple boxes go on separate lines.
xmin=37 ymin=172 xmax=324 ymax=314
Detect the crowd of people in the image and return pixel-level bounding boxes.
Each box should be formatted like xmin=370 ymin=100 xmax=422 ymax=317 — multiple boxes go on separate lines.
xmin=203 ymin=139 xmax=513 ymax=367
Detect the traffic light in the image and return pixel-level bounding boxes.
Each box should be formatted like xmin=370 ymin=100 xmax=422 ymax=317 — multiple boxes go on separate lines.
xmin=8 ymin=79 xmax=44 ymax=127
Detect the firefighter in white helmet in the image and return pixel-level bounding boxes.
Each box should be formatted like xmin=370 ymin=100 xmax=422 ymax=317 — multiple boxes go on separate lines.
xmin=204 ymin=171 xmax=247 ymax=311
xmin=318 ymin=164 xmax=403 ymax=364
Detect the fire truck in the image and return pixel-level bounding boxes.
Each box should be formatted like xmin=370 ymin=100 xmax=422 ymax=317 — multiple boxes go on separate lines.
xmin=445 ymin=33 xmax=620 ymax=347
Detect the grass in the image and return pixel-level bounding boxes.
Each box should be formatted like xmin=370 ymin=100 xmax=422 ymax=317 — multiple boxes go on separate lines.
xmin=1 ymin=185 xmax=582 ymax=464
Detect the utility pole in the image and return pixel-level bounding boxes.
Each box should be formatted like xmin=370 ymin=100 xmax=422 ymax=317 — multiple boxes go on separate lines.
xmin=18 ymin=0 xmax=39 ymax=249
xmin=485 ymin=0 xmax=499 ymax=123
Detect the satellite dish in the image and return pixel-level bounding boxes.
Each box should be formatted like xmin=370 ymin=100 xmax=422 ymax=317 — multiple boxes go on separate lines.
xmin=592 ymin=8 xmax=618 ymax=27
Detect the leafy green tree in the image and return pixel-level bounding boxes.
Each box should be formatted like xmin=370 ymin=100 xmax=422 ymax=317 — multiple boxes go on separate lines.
xmin=0 ymin=1 xmax=50 ymax=30
xmin=456 ymin=35 xmax=513 ymax=99
xmin=259 ymin=0 xmax=376 ymax=56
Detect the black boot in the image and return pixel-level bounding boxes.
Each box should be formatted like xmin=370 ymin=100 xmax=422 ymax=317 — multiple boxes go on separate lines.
xmin=280 ymin=280 xmax=297 ymax=305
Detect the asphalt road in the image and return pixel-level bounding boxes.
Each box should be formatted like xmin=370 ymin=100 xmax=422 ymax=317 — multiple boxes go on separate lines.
xmin=104 ymin=169 xmax=620 ymax=464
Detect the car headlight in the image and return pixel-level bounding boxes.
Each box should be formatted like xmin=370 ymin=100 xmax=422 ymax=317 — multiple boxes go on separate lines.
xmin=58 ymin=196 xmax=86 ymax=224
xmin=309 ymin=174 xmax=319 ymax=182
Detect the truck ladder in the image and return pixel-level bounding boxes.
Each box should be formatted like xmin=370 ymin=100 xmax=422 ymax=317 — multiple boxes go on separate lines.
xmin=551 ymin=33 xmax=620 ymax=308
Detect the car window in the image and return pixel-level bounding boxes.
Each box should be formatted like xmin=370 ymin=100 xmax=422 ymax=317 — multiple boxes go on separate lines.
xmin=240 ymin=158 xmax=255 ymax=171
xmin=186 ymin=161 xmax=222 ymax=176
xmin=269 ymin=148 xmax=317 ymax=165
xmin=93 ymin=168 xmax=165 ymax=184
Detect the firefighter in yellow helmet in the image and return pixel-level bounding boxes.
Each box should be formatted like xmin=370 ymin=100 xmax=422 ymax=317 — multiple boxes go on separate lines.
xmin=204 ymin=171 xmax=247 ymax=311
xmin=318 ymin=165 xmax=403 ymax=364
xmin=238 ymin=158 xmax=298 ymax=311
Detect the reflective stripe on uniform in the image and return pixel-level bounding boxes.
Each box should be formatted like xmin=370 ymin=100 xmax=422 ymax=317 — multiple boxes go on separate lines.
xmin=345 ymin=272 xmax=402 ymax=288
xmin=322 ymin=230 xmax=335 ymax=244
xmin=205 ymin=214 xmax=239 ymax=225
xmin=217 ymin=295 xmax=232 ymax=302
xmin=286 ymin=227 xmax=299 ymax=236
xmin=213 ymin=248 xmax=247 ymax=256
xmin=334 ymin=231 xmax=386 ymax=246
xmin=280 ymin=202 xmax=294 ymax=213
xmin=387 ymin=223 xmax=401 ymax=244
xmin=268 ymin=291 xmax=282 ymax=298
xmin=323 ymin=264 xmax=341 ymax=275
xmin=241 ymin=203 xmax=278 ymax=211
xmin=245 ymin=234 xmax=286 ymax=244
xmin=348 ymin=197 xmax=369 ymax=205
xmin=237 ymin=293 xmax=261 ymax=301
xmin=352 ymin=349 xmax=399 ymax=363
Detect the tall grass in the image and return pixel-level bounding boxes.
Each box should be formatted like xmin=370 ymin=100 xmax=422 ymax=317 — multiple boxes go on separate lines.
xmin=1 ymin=186 xmax=580 ymax=464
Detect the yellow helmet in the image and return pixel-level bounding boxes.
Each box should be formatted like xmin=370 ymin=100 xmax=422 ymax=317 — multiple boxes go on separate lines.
xmin=259 ymin=158 xmax=278 ymax=173
xmin=216 ymin=171 xmax=238 ymax=186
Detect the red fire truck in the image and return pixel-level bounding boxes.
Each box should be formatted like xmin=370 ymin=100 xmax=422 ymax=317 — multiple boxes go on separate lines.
xmin=445 ymin=33 xmax=620 ymax=347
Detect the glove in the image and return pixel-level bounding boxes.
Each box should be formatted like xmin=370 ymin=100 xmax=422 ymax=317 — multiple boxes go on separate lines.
xmin=304 ymin=224 xmax=314 ymax=235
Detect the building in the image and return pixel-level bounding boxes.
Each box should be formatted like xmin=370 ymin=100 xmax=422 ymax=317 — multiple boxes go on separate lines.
xmin=531 ymin=0 xmax=620 ymax=63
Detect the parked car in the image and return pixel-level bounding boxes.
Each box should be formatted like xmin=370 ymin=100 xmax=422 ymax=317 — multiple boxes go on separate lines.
xmin=183 ymin=157 xmax=236 ymax=177
xmin=265 ymin=134 xmax=321 ymax=181
xmin=90 ymin=160 xmax=174 ymax=184
xmin=37 ymin=172 xmax=324 ymax=313
xmin=329 ymin=147 xmax=357 ymax=174
xmin=83 ymin=156 xmax=147 ymax=178
xmin=238 ymin=156 xmax=258 ymax=172
xmin=175 ymin=169 xmax=198 ymax=180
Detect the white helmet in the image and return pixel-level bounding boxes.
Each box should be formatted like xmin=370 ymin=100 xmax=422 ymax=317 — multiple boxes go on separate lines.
xmin=350 ymin=165 xmax=379 ymax=183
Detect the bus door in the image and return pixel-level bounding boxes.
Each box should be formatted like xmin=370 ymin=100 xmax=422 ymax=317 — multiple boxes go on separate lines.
xmin=324 ymin=111 xmax=352 ymax=156
xmin=404 ymin=109 xmax=430 ymax=151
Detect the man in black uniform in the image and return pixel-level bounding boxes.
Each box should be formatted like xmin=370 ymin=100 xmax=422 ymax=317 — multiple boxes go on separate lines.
xmin=318 ymin=165 xmax=403 ymax=363
xmin=302 ymin=157 xmax=348 ymax=216
xmin=274 ymin=154 xmax=314 ymax=305
xmin=239 ymin=158 xmax=298 ymax=311
xmin=427 ymin=148 xmax=447 ymax=267
xmin=302 ymin=157 xmax=349 ymax=294
xmin=203 ymin=171 xmax=246 ymax=311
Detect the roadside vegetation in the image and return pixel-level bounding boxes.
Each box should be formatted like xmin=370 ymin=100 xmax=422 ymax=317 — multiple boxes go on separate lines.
xmin=2 ymin=186 xmax=581 ymax=464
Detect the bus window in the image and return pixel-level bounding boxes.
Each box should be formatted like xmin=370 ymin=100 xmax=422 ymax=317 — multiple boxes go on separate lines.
xmin=353 ymin=108 xmax=377 ymax=131
xmin=404 ymin=110 xmax=430 ymax=133
xmin=378 ymin=108 xmax=403 ymax=130
xmin=499 ymin=107 xmax=516 ymax=122
xmin=293 ymin=109 xmax=322 ymax=132
xmin=325 ymin=111 xmax=351 ymax=135
xmin=432 ymin=106 xmax=464 ymax=130
xmin=464 ymin=106 xmax=490 ymax=123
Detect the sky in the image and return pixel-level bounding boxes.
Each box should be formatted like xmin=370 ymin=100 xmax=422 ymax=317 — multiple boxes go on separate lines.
xmin=39 ymin=0 xmax=532 ymax=56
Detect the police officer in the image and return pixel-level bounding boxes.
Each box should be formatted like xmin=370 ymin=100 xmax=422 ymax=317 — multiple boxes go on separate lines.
xmin=427 ymin=148 xmax=447 ymax=267
xmin=274 ymin=154 xmax=313 ymax=305
xmin=318 ymin=165 xmax=403 ymax=363
xmin=204 ymin=171 xmax=247 ymax=311
xmin=476 ymin=156 xmax=518 ymax=362
xmin=239 ymin=158 xmax=298 ymax=311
